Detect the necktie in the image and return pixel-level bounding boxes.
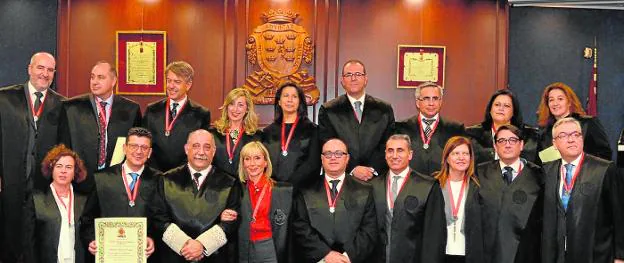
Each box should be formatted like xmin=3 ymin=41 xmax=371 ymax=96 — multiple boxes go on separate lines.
xmin=129 ymin=173 xmax=139 ymax=191
xmin=353 ymin=101 xmax=362 ymax=122
xmin=97 ymin=101 xmax=108 ymax=167
xmin=330 ymin=179 xmax=340 ymax=201
xmin=503 ymin=166 xmax=514 ymax=185
xmin=171 ymin=102 xmax=179 ymax=119
xmin=33 ymin=91 xmax=43 ymax=112
xmin=423 ymin=118 xmax=435 ymax=139
xmin=193 ymin=172 xmax=202 ymax=189
xmin=391 ymin=176 xmax=401 ymax=204
xmin=562 ymin=163 xmax=574 ymax=210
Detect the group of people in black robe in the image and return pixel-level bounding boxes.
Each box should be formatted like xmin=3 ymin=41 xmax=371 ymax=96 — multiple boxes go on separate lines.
xmin=1 ymin=52 xmax=623 ymax=263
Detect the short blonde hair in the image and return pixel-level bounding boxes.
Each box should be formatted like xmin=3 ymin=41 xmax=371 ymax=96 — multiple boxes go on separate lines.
xmin=238 ymin=141 xmax=274 ymax=185
xmin=214 ymin=88 xmax=259 ymax=135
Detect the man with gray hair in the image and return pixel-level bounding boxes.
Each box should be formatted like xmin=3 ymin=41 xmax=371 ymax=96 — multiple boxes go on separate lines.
xmin=0 ymin=52 xmax=65 ymax=262
xmin=395 ymin=82 xmax=465 ymax=176
xmin=542 ymin=117 xmax=624 ymax=263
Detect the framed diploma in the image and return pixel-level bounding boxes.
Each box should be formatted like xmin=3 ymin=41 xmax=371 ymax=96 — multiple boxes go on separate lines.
xmin=116 ymin=31 xmax=167 ymax=95
xmin=397 ymin=45 xmax=446 ymax=88
xmin=95 ymin=217 xmax=147 ymax=263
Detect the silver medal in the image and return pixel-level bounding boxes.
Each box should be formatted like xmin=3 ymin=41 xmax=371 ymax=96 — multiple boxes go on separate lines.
xmin=282 ymin=150 xmax=288 ymax=157
xmin=129 ymin=201 xmax=135 ymax=207
xmin=165 ymin=131 xmax=170 ymax=137
xmin=329 ymin=207 xmax=335 ymax=213
xmin=423 ymin=144 xmax=429 ymax=150
xmin=228 ymin=159 xmax=233 ymax=164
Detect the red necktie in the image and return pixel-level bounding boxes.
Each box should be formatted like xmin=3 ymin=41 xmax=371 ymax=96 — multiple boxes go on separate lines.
xmin=97 ymin=101 xmax=108 ymax=167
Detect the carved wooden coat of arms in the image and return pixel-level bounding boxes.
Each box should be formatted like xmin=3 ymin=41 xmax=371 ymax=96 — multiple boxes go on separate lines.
xmin=243 ymin=9 xmax=320 ymax=105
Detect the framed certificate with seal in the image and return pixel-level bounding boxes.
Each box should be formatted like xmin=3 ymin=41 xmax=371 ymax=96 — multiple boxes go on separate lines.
xmin=116 ymin=31 xmax=167 ymax=95
xmin=397 ymin=45 xmax=446 ymax=88
xmin=95 ymin=217 xmax=147 ymax=263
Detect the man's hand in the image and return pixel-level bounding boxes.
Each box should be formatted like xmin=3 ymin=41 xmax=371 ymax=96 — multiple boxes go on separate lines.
xmin=351 ymin=166 xmax=375 ymax=181
xmin=324 ymin=251 xmax=349 ymax=263
xmin=181 ymin=239 xmax=204 ymax=261
xmin=145 ymin=237 xmax=155 ymax=257
xmin=220 ymin=209 xmax=238 ymax=222
xmin=88 ymin=240 xmax=97 ymax=255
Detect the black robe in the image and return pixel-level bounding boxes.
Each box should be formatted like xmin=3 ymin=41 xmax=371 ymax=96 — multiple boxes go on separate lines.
xmin=370 ymin=170 xmax=446 ymax=263
xmin=318 ymin=94 xmax=395 ymax=174
xmin=0 ymin=83 xmax=64 ymax=262
xmin=149 ymin=165 xmax=241 ymax=263
xmin=23 ymin=186 xmax=89 ymax=263
xmin=466 ymin=123 xmax=541 ymax=165
xmin=394 ymin=116 xmax=465 ymax=176
xmin=477 ymin=160 xmax=543 ymax=263
xmin=58 ymin=94 xmax=142 ymax=176
xmin=142 ymin=98 xmax=211 ymax=172
xmin=291 ymin=175 xmax=378 ymax=263
xmin=209 ymin=128 xmax=262 ymax=178
xmin=538 ymin=113 xmax=612 ymax=161
xmin=542 ymin=154 xmax=624 ymax=263
xmin=237 ymin=181 xmax=293 ymax=263
xmin=261 ymin=117 xmax=321 ymax=188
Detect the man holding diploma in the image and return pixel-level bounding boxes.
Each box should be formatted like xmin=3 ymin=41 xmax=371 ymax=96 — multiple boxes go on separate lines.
xmin=149 ymin=129 xmax=241 ymax=262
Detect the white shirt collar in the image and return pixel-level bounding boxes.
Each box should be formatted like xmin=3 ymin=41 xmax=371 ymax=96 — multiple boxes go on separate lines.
xmin=347 ymin=93 xmax=366 ymax=109
xmin=499 ymin=158 xmax=522 ymax=173
xmin=419 ymin=113 xmax=439 ymax=122
xmin=27 ymin=81 xmax=48 ymax=97
xmin=188 ymin=164 xmax=212 ymax=177
xmin=169 ymin=96 xmax=187 ymax=110
xmin=123 ymin=162 xmax=145 ymax=176
xmin=389 ymin=167 xmax=410 ymax=178
xmin=95 ymin=94 xmax=114 ymax=107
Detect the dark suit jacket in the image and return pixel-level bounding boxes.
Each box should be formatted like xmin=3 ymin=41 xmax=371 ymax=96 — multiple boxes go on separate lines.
xmin=0 ymin=83 xmax=64 ymax=261
xmin=59 ymin=94 xmax=142 ymax=176
xmin=318 ymin=94 xmax=395 ymax=174
xmin=237 ymin=181 xmax=293 ymax=263
xmin=466 ymin=123 xmax=541 ymax=165
xmin=209 ymin=128 xmax=262 ymax=178
xmin=292 ymin=175 xmax=378 ymax=263
xmin=261 ymin=118 xmax=321 ymax=188
xmin=370 ymin=170 xmax=446 ymax=263
xmin=395 ymin=116 xmax=465 ymax=176
xmin=142 ymin=98 xmax=211 ymax=172
xmin=149 ymin=165 xmax=241 ymax=263
xmin=477 ymin=160 xmax=543 ymax=263
xmin=539 ymin=113 xmax=612 ymax=161
xmin=23 ymin=187 xmax=89 ymax=263
xmin=541 ymin=154 xmax=624 ymax=263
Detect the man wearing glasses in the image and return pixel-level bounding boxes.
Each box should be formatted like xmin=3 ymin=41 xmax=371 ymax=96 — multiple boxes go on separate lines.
xmin=81 ymin=127 xmax=160 ymax=259
xmin=477 ymin=124 xmax=543 ymax=263
xmin=542 ymin=118 xmax=624 ymax=263
xmin=318 ymin=59 xmax=395 ymax=182
xmin=292 ymin=138 xmax=378 ymax=263
xmin=0 ymin=52 xmax=65 ymax=262
xmin=395 ymin=82 xmax=465 ymax=176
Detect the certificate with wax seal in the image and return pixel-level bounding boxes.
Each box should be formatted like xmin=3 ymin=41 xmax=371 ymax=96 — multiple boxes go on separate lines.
xmin=95 ymin=217 xmax=147 ymax=263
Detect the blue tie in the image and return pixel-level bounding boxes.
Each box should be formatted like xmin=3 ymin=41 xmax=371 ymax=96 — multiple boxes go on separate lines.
xmin=129 ymin=173 xmax=139 ymax=191
xmin=561 ymin=163 xmax=574 ymax=210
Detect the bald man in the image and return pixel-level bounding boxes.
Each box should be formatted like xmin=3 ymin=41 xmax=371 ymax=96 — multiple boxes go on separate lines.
xmin=0 ymin=52 xmax=65 ymax=262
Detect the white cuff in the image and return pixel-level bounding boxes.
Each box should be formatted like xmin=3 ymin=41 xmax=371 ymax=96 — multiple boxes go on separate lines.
xmin=196 ymin=225 xmax=227 ymax=256
xmin=162 ymin=224 xmax=191 ymax=255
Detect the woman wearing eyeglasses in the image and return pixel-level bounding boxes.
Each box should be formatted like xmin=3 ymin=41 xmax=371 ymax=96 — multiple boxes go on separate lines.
xmin=466 ymin=89 xmax=540 ymax=164
xmin=210 ymin=88 xmax=262 ymax=178
xmin=536 ymin=82 xmax=612 ymax=160
xmin=261 ymin=82 xmax=320 ymax=189
xmin=23 ymin=144 xmax=89 ymax=263
xmin=434 ymin=136 xmax=483 ymax=263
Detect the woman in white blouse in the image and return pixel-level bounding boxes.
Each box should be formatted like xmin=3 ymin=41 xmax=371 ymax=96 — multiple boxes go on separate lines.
xmin=23 ymin=144 xmax=89 ymax=263
xmin=433 ymin=136 xmax=483 ymax=263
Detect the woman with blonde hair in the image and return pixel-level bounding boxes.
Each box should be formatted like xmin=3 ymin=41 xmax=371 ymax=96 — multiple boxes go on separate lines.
xmin=536 ymin=82 xmax=611 ymax=160
xmin=210 ymin=88 xmax=262 ymax=177
xmin=434 ymin=136 xmax=483 ymax=263
xmin=23 ymin=144 xmax=89 ymax=263
xmin=221 ymin=141 xmax=293 ymax=262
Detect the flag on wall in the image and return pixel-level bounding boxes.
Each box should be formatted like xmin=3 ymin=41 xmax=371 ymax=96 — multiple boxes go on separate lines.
xmin=586 ymin=46 xmax=598 ymax=116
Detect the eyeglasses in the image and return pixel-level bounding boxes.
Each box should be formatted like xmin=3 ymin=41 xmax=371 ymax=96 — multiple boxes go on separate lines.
xmin=417 ymin=96 xmax=441 ymax=103
xmin=495 ymin=137 xmax=520 ymax=145
xmin=342 ymin=72 xmax=366 ymax=79
xmin=554 ymin=131 xmax=582 ymax=141
xmin=322 ymin=151 xmax=348 ymax=158
xmin=127 ymin=143 xmax=150 ymax=152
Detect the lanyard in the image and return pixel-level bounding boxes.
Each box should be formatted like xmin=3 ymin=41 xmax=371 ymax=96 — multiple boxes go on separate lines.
xmin=51 ymin=184 xmax=73 ymax=226
xmin=164 ymin=100 xmax=187 ymax=136
xmin=250 ymin=183 xmax=269 ymax=222
xmin=419 ymin=118 xmax=440 ymax=148
xmin=324 ymin=179 xmax=344 ymax=213
xmin=280 ymin=116 xmax=299 ymax=156
xmin=29 ymin=92 xmax=47 ymax=121
xmin=447 ymin=177 xmax=467 ymax=220
xmin=561 ymin=153 xmax=585 ymax=195
xmin=386 ymin=170 xmax=410 ymax=210
xmin=121 ymin=166 xmax=141 ymax=207
xmin=226 ymin=127 xmax=245 ymax=163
